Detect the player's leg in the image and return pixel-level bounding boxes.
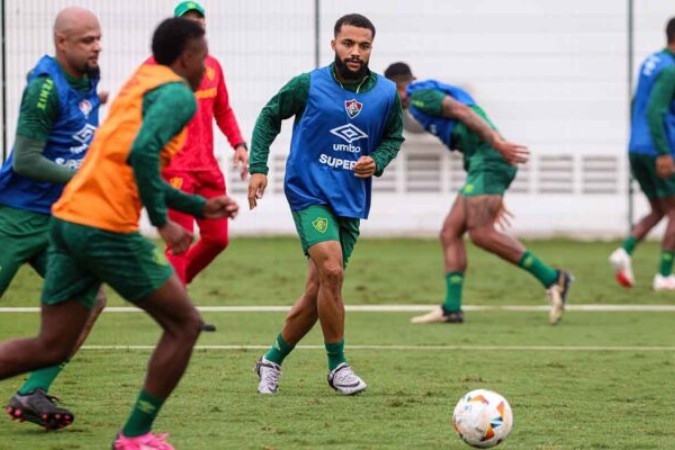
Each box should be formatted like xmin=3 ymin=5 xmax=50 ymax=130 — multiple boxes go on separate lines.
xmin=4 ymin=218 xmax=101 ymax=429
xmin=256 ymin=260 xmax=320 ymax=394
xmin=88 ymin=226 xmax=201 ymax=448
xmin=610 ymin=154 xmax=663 ymax=287
xmin=114 ymin=275 xmax=202 ymax=448
xmin=185 ymin=169 xmax=229 ymax=284
xmin=411 ymin=195 xmax=468 ymax=324
xmin=162 ymin=170 xmax=197 ymax=284
xmin=652 ymin=194 xmax=675 ymax=290
xmin=11 ymin=251 xmax=106 ymax=413
xmin=465 ymin=170 xmax=572 ymax=324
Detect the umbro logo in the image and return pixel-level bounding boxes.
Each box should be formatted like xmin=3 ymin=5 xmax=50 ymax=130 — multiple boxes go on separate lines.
xmin=329 ymin=124 xmax=368 ymax=144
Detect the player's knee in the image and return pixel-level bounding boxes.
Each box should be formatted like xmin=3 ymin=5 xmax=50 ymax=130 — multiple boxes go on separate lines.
xmin=440 ymin=227 xmax=461 ymax=245
xmin=38 ymin=338 xmax=73 ymax=366
xmin=468 ymin=227 xmax=493 ymax=249
xmin=202 ymin=230 xmax=229 ymax=251
xmin=319 ymin=264 xmax=344 ymax=286
xmin=183 ymin=309 xmax=204 ymax=342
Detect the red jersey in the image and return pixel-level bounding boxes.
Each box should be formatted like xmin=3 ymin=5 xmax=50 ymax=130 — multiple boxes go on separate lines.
xmin=145 ymin=55 xmax=245 ymax=171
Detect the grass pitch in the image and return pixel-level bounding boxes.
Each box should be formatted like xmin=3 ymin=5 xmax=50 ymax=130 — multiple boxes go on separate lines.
xmin=0 ymin=238 xmax=674 ymax=449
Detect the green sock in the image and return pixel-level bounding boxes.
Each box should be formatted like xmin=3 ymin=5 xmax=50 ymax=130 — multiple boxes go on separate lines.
xmin=264 ymin=333 xmax=294 ymax=365
xmin=659 ymin=250 xmax=674 ymax=276
xmin=122 ymin=390 xmax=165 ymax=438
xmin=518 ymin=250 xmax=558 ymax=288
xmin=621 ymin=236 xmax=638 ymax=255
xmin=18 ymin=360 xmax=68 ymax=395
xmin=325 ymin=340 xmax=346 ymax=371
xmin=442 ymin=271 xmax=464 ymax=313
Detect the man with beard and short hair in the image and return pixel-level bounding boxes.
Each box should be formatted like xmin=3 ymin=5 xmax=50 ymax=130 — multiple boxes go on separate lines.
xmin=248 ymin=13 xmax=403 ymax=396
xmin=0 ymin=6 xmax=107 ymax=430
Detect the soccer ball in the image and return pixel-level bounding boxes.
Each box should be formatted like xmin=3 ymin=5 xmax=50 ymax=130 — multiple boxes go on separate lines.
xmin=452 ymin=389 xmax=513 ymax=448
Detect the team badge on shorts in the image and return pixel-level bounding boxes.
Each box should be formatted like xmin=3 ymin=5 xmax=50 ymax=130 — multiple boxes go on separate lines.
xmin=344 ymin=99 xmax=363 ymax=119
xmin=312 ymin=217 xmax=328 ymax=233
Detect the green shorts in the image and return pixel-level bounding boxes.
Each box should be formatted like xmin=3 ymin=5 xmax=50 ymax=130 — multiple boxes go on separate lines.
xmin=460 ymin=165 xmax=517 ymax=197
xmin=629 ymin=153 xmax=675 ymax=200
xmin=42 ymin=218 xmax=174 ymax=310
xmin=0 ymin=205 xmax=50 ymax=294
xmin=291 ymin=205 xmax=360 ymax=267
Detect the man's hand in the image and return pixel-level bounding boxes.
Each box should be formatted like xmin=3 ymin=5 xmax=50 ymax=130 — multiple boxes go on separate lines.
xmin=656 ymin=155 xmax=674 ymax=179
xmin=203 ymin=196 xmax=239 ymax=219
xmin=494 ymin=199 xmax=514 ymax=232
xmin=98 ymin=91 xmax=109 ymax=105
xmin=354 ymin=156 xmax=377 ymax=178
xmin=248 ymin=173 xmax=268 ymax=210
xmin=158 ymin=220 xmax=193 ymax=255
xmin=233 ymin=144 xmax=249 ymax=180
xmin=493 ymin=137 xmax=529 ymax=165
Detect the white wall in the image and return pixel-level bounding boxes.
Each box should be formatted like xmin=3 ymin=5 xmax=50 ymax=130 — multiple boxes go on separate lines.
xmin=1 ymin=0 xmax=673 ymax=237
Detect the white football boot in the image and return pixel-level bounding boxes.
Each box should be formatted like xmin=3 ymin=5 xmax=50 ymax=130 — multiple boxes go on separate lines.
xmin=328 ymin=363 xmax=367 ymax=396
xmin=411 ymin=306 xmax=464 ymax=324
xmin=254 ymin=357 xmax=282 ymax=394
xmin=652 ymin=274 xmax=675 ymax=291
xmin=546 ymin=270 xmax=573 ymax=325
xmin=609 ymin=248 xmax=635 ymax=288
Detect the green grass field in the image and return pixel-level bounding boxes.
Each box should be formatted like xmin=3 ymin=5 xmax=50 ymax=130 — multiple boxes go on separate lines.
xmin=1 ymin=238 xmax=674 ymax=449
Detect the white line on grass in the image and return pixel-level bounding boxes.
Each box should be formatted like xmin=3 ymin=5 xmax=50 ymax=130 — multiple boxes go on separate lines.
xmin=2 ymin=304 xmax=675 ymax=313
xmin=79 ymin=344 xmax=675 ymax=352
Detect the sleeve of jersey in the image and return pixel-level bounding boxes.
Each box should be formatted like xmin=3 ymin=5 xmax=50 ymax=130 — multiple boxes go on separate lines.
xmin=213 ymin=61 xmax=246 ymax=148
xmin=647 ymin=66 xmax=675 ymax=155
xmin=12 ymin=76 xmax=75 ymax=183
xmin=249 ymin=73 xmax=310 ymax=175
xmin=409 ymin=89 xmax=446 ymax=116
xmin=371 ymin=91 xmax=405 ymax=177
xmin=128 ymin=83 xmax=205 ymax=227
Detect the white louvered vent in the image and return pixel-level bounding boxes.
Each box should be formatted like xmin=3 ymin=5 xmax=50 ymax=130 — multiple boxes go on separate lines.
xmin=582 ymin=155 xmax=619 ymax=194
xmin=406 ymin=153 xmax=442 ymax=193
xmin=538 ymin=155 xmax=574 ymax=194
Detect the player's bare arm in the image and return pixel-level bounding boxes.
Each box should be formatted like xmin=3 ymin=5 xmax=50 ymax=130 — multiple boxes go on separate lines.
xmin=440 ymin=95 xmax=529 ymax=165
xmin=656 ymin=154 xmax=674 ymax=178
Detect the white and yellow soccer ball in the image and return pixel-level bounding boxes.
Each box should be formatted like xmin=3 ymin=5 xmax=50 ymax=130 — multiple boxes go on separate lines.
xmin=452 ymin=389 xmax=513 ymax=448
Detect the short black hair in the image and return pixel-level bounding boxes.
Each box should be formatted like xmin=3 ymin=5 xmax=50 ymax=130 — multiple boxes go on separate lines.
xmin=667 ymin=17 xmax=675 ymax=44
xmin=152 ymin=17 xmax=205 ymax=65
xmin=334 ymin=13 xmax=375 ymax=38
xmin=384 ymin=62 xmax=413 ymax=81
